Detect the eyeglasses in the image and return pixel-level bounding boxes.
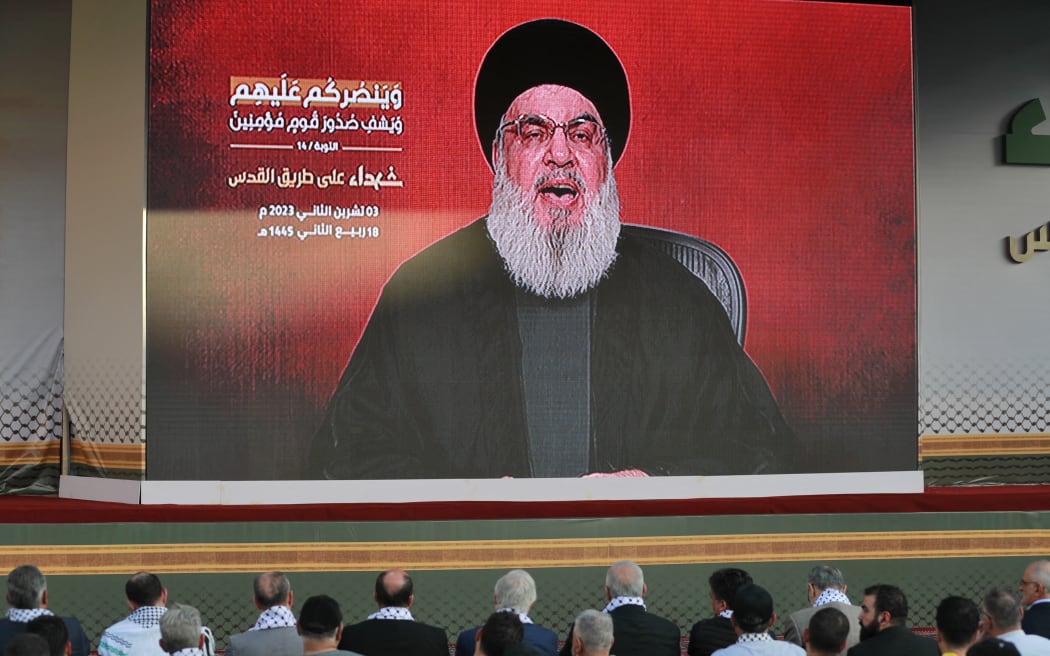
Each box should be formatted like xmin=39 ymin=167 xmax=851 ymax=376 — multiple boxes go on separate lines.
xmin=1021 ymin=579 xmax=1038 ymax=587
xmin=499 ymin=114 xmax=606 ymax=150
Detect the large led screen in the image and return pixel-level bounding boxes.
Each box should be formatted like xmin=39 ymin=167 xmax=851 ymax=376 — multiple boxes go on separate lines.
xmin=146 ymin=0 xmax=915 ymax=481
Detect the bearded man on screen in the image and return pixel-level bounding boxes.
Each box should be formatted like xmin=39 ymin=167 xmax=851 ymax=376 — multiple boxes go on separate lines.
xmin=309 ymin=19 xmax=794 ymax=480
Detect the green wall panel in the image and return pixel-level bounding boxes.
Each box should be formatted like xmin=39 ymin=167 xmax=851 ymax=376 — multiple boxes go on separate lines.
xmin=1 ymin=511 xmax=1047 ymax=648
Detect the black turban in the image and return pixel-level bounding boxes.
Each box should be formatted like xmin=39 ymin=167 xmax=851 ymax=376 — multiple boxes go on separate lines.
xmin=474 ymin=19 xmax=631 ymax=170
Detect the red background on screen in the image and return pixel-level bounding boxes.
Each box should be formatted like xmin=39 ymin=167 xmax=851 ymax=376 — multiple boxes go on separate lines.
xmin=147 ymin=0 xmax=915 ymax=478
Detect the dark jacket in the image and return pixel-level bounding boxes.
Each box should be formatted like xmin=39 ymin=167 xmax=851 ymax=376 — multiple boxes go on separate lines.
xmin=338 ymin=618 xmax=448 ymax=656
xmin=456 ymin=622 xmax=558 ymax=656
xmin=0 ymin=616 xmax=91 ymax=656
xmin=846 ymin=625 xmax=939 ymax=656
xmin=558 ymin=605 xmax=680 ymax=656
xmin=311 ymin=218 xmax=794 ymax=479
xmin=688 ymin=616 xmax=736 ymax=656
xmin=1022 ymin=601 xmax=1050 ymax=639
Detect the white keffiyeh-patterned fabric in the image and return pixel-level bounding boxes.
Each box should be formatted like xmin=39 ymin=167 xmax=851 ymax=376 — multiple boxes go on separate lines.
xmin=603 ymin=596 xmax=646 ymax=613
xmin=127 ymin=605 xmax=167 ymax=627
xmin=813 ymin=589 xmax=851 ymax=607
xmin=249 ymin=605 xmax=297 ymax=631
xmin=739 ymin=632 xmax=773 ymax=643
xmin=7 ymin=608 xmax=53 ymax=623
xmin=367 ymin=606 xmax=414 ymax=620
xmin=496 ymin=608 xmax=533 ymax=624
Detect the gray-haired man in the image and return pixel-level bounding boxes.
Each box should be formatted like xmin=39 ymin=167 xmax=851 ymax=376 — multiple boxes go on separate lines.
xmin=0 ymin=566 xmax=89 ymax=656
xmin=980 ymin=586 xmax=1050 ymax=656
xmin=569 ymin=611 xmax=613 ymax=656
xmin=783 ymin=566 xmax=861 ymax=654
xmin=456 ymin=570 xmax=558 ymax=656
xmin=559 ymin=560 xmax=679 ymax=656
xmin=158 ymin=604 xmax=205 ymax=656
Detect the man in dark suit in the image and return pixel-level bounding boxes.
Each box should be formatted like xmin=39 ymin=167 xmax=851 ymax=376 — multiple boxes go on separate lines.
xmin=688 ymin=568 xmax=754 ymax=656
xmin=558 ymin=560 xmax=679 ymax=656
xmin=846 ymin=584 xmax=938 ymax=656
xmin=1020 ymin=560 xmax=1050 ymax=639
xmin=338 ymin=569 xmax=447 ymax=656
xmin=0 ymin=565 xmax=90 ymax=656
xmin=457 ymin=570 xmax=558 ymax=656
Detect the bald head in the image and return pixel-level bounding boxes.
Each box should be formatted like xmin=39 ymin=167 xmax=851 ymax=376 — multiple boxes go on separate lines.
xmin=375 ymin=569 xmax=414 ymax=608
xmin=126 ymin=572 xmax=165 ymax=609
xmin=254 ymin=572 xmax=291 ymax=608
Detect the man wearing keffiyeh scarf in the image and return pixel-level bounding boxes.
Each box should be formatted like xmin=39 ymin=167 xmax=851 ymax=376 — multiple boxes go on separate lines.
xmin=558 ymin=561 xmax=679 ymax=656
xmin=714 ymin=584 xmax=804 ymax=656
xmin=225 ymin=572 xmax=302 ymax=656
xmin=97 ymin=572 xmax=215 ymax=656
xmin=781 ymin=566 xmax=862 ymax=654
xmin=338 ymin=569 xmax=448 ymax=656
xmin=0 ymin=565 xmax=90 ymax=656
xmin=456 ymin=570 xmax=559 ymax=656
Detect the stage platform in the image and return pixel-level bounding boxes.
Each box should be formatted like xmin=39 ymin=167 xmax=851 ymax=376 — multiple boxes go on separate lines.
xmin=1 ymin=484 xmax=1048 ymax=652
xmin=4 ymin=482 xmax=1050 ymax=522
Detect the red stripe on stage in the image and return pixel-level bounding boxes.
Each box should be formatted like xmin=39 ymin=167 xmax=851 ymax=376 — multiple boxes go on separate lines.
xmin=2 ymin=485 xmax=1049 ymax=523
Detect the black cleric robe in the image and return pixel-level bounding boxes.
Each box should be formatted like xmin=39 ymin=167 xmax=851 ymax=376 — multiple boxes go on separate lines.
xmin=308 ymin=218 xmax=795 ymax=479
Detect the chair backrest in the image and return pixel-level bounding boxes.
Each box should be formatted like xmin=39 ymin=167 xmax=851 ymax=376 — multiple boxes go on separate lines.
xmin=621 ymin=223 xmax=747 ymax=345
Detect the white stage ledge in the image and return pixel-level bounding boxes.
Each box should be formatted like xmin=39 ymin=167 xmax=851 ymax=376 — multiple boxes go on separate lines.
xmin=58 ymin=475 xmax=142 ymax=505
xmin=60 ymin=471 xmax=924 ymax=505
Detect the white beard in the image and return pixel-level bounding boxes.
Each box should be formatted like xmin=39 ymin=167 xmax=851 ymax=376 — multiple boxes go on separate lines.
xmin=486 ymin=163 xmax=621 ymax=299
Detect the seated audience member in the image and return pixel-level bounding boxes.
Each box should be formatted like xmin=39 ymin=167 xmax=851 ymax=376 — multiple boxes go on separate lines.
xmin=803 ymin=607 xmax=850 ymax=656
xmin=979 ymin=586 xmax=1050 ymax=656
xmin=457 ymin=570 xmax=558 ymax=656
xmin=782 ymin=566 xmax=860 ymax=654
xmin=226 ymin=572 xmax=302 ymax=656
xmin=97 ymin=572 xmax=215 ymax=656
xmin=712 ymin=583 xmax=803 ymax=655
xmin=689 ymin=568 xmax=754 ymax=656
xmin=559 ymin=560 xmax=679 ymax=656
xmin=1019 ymin=560 xmax=1050 ymax=639
xmin=158 ymin=604 xmax=206 ymax=656
xmin=297 ymin=595 xmax=362 ymax=656
xmin=475 ymin=612 xmax=524 ymax=656
xmin=0 ymin=566 xmax=89 ymax=656
xmin=968 ymin=638 xmax=1022 ymax=656
xmin=846 ymin=584 xmax=938 ymax=656
xmin=24 ymin=617 xmax=68 ymax=656
xmin=338 ymin=569 xmax=448 ymax=656
xmin=3 ymin=634 xmax=51 ymax=656
xmin=98 ymin=571 xmax=169 ymax=656
xmin=567 ymin=610 xmax=613 ymax=656
xmin=936 ymin=596 xmax=980 ymax=656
